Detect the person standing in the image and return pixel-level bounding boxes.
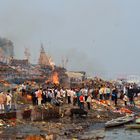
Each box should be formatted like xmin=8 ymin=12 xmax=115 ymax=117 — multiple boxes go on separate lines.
xmin=123 ymin=85 xmax=127 ymax=95
xmin=33 ymin=89 xmax=38 ymax=105
xmin=67 ymin=89 xmax=71 ymax=104
xmin=32 ymin=90 xmax=36 ymax=105
xmin=0 ymin=92 xmax=6 ymax=111
xmin=21 ymin=84 xmax=26 ymax=96
xmin=123 ymin=94 xmax=128 ymax=106
xmin=76 ymin=89 xmax=82 ymax=107
xmin=60 ymin=88 xmax=66 ymax=104
xmin=128 ymin=85 xmax=135 ymax=106
xmin=79 ymin=93 xmax=85 ymax=109
xmin=48 ymin=90 xmax=54 ymax=103
xmin=13 ymin=88 xmax=19 ymax=110
xmin=106 ymin=86 xmax=111 ymax=100
xmin=42 ymin=89 xmax=47 ymax=104
xmin=56 ymin=89 xmax=61 ymax=100
xmin=6 ymin=93 xmax=12 ymax=112
xmin=82 ymin=88 xmax=88 ymax=101
xmin=112 ymin=88 xmax=118 ymax=106
xmin=94 ymin=88 xmax=99 ymax=99
xmin=73 ymin=89 xmax=77 ymax=106
xmin=99 ymin=86 xmax=104 ymax=100
xmin=36 ymin=89 xmax=42 ymax=105
xmin=86 ymin=94 xmax=92 ymax=110
xmin=7 ymin=90 xmax=12 ymax=110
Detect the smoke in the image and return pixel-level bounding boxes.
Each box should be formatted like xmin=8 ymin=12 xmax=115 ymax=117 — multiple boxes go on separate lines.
xmin=0 ymin=0 xmax=128 ymax=79
xmin=64 ymin=47 xmax=107 ymax=78
xmin=0 ymin=37 xmax=14 ymax=57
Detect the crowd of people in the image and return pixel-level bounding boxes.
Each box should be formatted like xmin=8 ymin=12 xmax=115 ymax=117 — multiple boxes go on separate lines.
xmin=21 ymin=82 xmax=140 ymax=109
xmin=24 ymin=86 xmax=93 ymax=110
xmin=0 ymin=89 xmax=18 ymax=112
xmin=0 ymin=81 xmax=139 ymax=113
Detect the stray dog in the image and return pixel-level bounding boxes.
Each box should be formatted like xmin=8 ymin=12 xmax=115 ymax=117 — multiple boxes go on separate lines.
xmin=70 ymin=108 xmax=88 ymax=117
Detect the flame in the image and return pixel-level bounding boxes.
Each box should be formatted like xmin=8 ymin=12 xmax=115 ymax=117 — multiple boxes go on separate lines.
xmin=52 ymin=72 xmax=59 ymax=85
xmin=45 ymin=79 xmax=50 ymax=84
xmin=25 ymin=136 xmax=43 ymax=140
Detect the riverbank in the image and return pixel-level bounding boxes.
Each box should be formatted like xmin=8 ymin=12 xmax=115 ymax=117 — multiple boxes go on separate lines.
xmin=0 ymin=98 xmax=139 ymax=140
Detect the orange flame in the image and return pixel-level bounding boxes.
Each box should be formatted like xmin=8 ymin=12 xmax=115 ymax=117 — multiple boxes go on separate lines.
xmin=52 ymin=72 xmax=59 ymax=85
xmin=25 ymin=135 xmax=42 ymax=140
xmin=45 ymin=79 xmax=50 ymax=84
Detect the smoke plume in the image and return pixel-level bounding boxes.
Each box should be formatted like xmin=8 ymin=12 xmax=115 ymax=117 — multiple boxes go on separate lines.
xmin=0 ymin=37 xmax=14 ymax=57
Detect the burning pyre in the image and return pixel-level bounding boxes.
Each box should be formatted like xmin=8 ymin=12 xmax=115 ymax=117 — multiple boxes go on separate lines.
xmin=45 ymin=71 xmax=59 ymax=86
xmin=52 ymin=71 xmax=59 ymax=85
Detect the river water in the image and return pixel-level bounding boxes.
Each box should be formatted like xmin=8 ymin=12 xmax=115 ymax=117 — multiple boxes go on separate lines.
xmin=1 ymin=124 xmax=140 ymax=140
xmin=105 ymin=128 xmax=140 ymax=140
xmin=83 ymin=123 xmax=140 ymax=140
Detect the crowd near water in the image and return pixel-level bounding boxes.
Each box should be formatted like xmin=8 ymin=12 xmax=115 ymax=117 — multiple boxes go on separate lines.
xmin=0 ymin=80 xmax=140 ymax=140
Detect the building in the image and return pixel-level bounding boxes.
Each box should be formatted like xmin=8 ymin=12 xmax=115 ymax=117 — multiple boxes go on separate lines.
xmin=66 ymin=71 xmax=86 ymax=88
xmin=126 ymin=75 xmax=140 ymax=84
xmin=10 ymin=59 xmax=29 ymax=67
xmin=0 ymin=62 xmax=19 ymax=80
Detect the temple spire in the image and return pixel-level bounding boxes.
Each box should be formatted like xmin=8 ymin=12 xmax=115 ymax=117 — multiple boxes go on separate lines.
xmin=38 ymin=44 xmax=51 ymax=66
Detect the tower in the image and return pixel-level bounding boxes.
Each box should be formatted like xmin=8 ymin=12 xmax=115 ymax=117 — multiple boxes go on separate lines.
xmin=38 ymin=44 xmax=51 ymax=66
xmin=61 ymin=56 xmax=68 ymax=68
xmin=24 ymin=48 xmax=31 ymax=61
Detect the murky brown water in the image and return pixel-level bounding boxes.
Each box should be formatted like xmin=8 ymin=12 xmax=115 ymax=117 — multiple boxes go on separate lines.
xmin=0 ymin=124 xmax=45 ymax=140
xmin=0 ymin=123 xmax=140 ymax=140
xmin=82 ymin=123 xmax=140 ymax=140
xmin=104 ymin=127 xmax=140 ymax=140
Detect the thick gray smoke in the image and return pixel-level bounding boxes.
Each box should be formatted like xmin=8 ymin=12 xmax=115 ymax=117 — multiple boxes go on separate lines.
xmin=0 ymin=37 xmax=14 ymax=57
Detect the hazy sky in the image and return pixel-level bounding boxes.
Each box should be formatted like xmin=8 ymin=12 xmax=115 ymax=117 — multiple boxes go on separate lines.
xmin=0 ymin=0 xmax=140 ymax=79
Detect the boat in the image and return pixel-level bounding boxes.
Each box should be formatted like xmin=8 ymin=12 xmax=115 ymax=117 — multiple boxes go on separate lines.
xmin=105 ymin=115 xmax=135 ymax=128
xmin=125 ymin=124 xmax=140 ymax=129
xmin=136 ymin=118 xmax=140 ymax=124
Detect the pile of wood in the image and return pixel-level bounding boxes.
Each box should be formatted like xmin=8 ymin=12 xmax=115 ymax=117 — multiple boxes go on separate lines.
xmin=31 ymin=104 xmax=61 ymax=121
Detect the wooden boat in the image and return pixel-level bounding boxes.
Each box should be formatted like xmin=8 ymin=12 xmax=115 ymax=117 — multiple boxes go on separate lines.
xmin=105 ymin=115 xmax=135 ymax=128
xmin=125 ymin=124 xmax=140 ymax=129
xmin=136 ymin=118 xmax=140 ymax=124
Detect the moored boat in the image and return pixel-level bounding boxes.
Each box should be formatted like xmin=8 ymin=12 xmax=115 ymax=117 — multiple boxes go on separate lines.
xmin=125 ymin=124 xmax=140 ymax=129
xmin=136 ymin=118 xmax=140 ymax=124
xmin=105 ymin=115 xmax=135 ymax=128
